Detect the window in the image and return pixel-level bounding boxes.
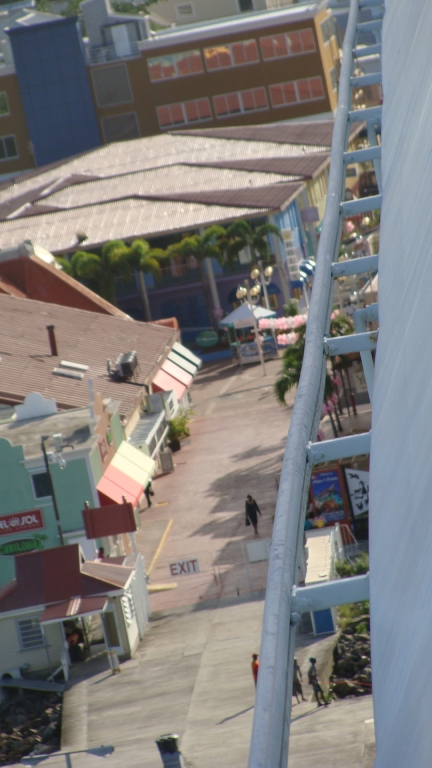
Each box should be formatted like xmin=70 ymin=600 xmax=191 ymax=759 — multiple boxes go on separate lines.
xmin=0 ymin=92 xmax=9 ymax=116
xmin=269 ymin=77 xmax=324 ymax=108
xmin=0 ymin=135 xmax=17 ymax=159
xmin=156 ymin=98 xmax=212 ymax=129
xmin=260 ymin=28 xmax=316 ymax=60
xmin=238 ymin=0 xmax=254 ymax=11
xmin=148 ymin=50 xmax=203 ymax=82
xmin=176 ymin=2 xmax=195 ymax=20
xmin=330 ymin=67 xmax=338 ymax=91
xmin=32 ymin=472 xmax=51 ymax=499
xmin=213 ymin=87 xmax=268 ymax=118
xmin=101 ymin=113 xmax=140 ymax=143
xmin=17 ymin=618 xmax=44 ymax=650
xmin=204 ymin=39 xmax=259 ymax=71
xmin=321 ymin=16 xmax=337 ymax=44
xmin=91 ymin=64 xmax=132 ymax=108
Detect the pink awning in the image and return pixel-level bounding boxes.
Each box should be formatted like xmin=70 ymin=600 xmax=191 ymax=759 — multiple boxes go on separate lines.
xmin=152 ymin=368 xmax=187 ymax=400
xmin=161 ymin=359 xmax=194 ymax=388
xmin=97 ymin=464 xmax=143 ymax=507
xmin=40 ymin=596 xmax=108 ymax=624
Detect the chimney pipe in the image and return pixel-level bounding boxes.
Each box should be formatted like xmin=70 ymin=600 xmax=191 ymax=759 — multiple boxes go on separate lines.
xmin=46 ymin=325 xmax=58 ymax=356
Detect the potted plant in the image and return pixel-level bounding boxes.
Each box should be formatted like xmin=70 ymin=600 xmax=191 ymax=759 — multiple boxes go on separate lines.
xmin=167 ymin=409 xmax=191 ymax=452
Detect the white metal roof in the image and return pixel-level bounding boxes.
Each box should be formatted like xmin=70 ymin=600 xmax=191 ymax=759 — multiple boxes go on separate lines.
xmin=41 ymin=164 xmax=294 ymax=209
xmin=0 ymin=198 xmax=270 ymax=253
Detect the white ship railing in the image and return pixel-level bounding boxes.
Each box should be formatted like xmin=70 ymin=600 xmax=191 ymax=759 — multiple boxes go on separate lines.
xmin=248 ymin=0 xmax=383 ymax=765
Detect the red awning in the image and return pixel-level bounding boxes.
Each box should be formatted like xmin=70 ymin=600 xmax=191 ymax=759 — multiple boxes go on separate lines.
xmin=161 ymin=359 xmax=194 ymax=388
xmin=97 ymin=464 xmax=143 ymax=507
xmin=40 ymin=596 xmax=108 ymax=624
xmin=82 ymin=502 xmax=136 ymax=539
xmin=152 ymin=368 xmax=187 ymax=400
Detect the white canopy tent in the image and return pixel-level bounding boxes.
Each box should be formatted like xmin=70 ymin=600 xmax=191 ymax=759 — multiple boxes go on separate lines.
xmin=219 ymin=304 xmax=276 ymax=330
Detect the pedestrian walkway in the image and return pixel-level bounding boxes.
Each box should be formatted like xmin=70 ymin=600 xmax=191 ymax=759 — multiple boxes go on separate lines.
xmin=53 ymin=594 xmax=374 ymax=768
xmin=137 ymin=359 xmax=294 ymax=611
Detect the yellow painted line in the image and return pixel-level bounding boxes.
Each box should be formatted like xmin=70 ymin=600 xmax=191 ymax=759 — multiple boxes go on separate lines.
xmin=148 ymin=583 xmax=178 ymax=593
xmin=147 ymin=518 xmax=173 ymax=576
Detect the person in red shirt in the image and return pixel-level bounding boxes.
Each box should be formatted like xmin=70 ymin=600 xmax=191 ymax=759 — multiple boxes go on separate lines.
xmin=251 ymin=653 xmax=259 ymax=688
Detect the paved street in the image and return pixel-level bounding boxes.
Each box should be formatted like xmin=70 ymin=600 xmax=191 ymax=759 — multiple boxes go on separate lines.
xmin=137 ymin=358 xmax=295 ymax=610
xmin=11 ymin=359 xmax=375 ymax=768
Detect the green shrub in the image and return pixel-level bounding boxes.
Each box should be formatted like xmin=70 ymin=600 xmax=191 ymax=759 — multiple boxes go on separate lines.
xmin=282 ymin=299 xmax=300 ymax=317
xmin=335 ymin=552 xmax=369 ymax=578
xmin=167 ymin=408 xmax=191 ymax=442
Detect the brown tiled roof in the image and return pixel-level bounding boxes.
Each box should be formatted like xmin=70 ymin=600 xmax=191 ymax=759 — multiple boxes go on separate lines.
xmin=0 ymin=545 xmax=131 ymax=614
xmin=194 ymin=153 xmax=330 ymax=179
xmin=156 ymin=182 xmax=302 ymax=210
xmin=0 ymin=294 xmax=177 ymax=418
xmin=173 ymin=121 xmax=337 ymax=147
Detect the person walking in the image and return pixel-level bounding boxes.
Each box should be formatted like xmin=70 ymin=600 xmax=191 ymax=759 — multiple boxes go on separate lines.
xmin=251 ymin=653 xmax=259 ymax=688
xmin=245 ymin=494 xmax=261 ymax=535
xmin=144 ymin=480 xmax=154 ymax=508
xmin=292 ymin=658 xmax=307 ymax=703
xmin=308 ymin=657 xmax=328 ymax=707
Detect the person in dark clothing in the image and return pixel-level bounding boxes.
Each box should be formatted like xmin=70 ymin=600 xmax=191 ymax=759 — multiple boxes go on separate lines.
xmin=144 ymin=480 xmax=154 ymax=508
xmin=292 ymin=658 xmax=307 ymax=703
xmin=245 ymin=494 xmax=261 ymax=535
xmin=308 ymin=657 xmax=328 ymax=707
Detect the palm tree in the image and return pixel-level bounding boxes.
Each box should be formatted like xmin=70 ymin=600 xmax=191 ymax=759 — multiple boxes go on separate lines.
xmin=57 ymin=238 xmax=166 ymax=314
xmin=275 ymin=315 xmax=354 ymax=434
xmin=127 ymin=239 xmax=167 ymax=321
xmin=166 ymin=225 xmax=226 ymax=328
xmin=223 ymin=219 xmax=282 ymax=269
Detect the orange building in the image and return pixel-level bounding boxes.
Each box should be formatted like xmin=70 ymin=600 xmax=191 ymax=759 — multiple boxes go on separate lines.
xmin=0 ymin=2 xmax=339 ymax=174
xmin=87 ymin=4 xmax=340 ymax=143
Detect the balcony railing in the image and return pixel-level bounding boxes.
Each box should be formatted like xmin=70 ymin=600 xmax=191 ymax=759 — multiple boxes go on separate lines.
xmin=87 ymin=41 xmax=140 ymax=66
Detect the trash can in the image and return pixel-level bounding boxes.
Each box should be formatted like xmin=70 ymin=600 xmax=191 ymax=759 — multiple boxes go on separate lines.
xmin=155 ymin=734 xmax=183 ymax=767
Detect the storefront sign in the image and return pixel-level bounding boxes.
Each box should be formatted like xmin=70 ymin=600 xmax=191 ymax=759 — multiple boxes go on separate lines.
xmin=169 ymin=559 xmax=200 ymax=577
xmin=0 ymin=534 xmax=47 ymax=557
xmin=0 ymin=509 xmax=44 ymax=537
xmin=310 ymin=467 xmax=348 ymax=524
xmin=344 ymin=468 xmax=369 ymax=517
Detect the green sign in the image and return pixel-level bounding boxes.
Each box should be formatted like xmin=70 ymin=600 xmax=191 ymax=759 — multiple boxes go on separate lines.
xmin=0 ymin=534 xmax=47 ymax=557
xmin=196 ymin=330 xmax=218 ymax=348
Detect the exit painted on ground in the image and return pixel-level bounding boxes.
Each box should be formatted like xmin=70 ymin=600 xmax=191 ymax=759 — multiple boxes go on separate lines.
xmin=169 ymin=559 xmax=200 ymax=577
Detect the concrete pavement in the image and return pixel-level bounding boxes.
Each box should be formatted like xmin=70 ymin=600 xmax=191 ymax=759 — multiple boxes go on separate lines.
xmin=55 ymin=594 xmax=374 ymax=768
xmin=135 ymin=358 xmax=295 ymax=611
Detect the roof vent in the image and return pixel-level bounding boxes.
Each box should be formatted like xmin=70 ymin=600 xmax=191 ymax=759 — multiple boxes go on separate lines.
xmin=52 ymin=368 xmax=84 ymax=380
xmin=60 ymin=360 xmax=89 ymax=372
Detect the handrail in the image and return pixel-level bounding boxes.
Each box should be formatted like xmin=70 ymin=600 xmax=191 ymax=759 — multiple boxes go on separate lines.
xmin=247 ymin=1 xmax=363 ymax=766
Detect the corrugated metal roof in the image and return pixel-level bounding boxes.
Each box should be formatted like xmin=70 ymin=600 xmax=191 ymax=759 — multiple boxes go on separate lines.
xmin=173 ymin=121 xmax=337 ymax=147
xmin=0 ymin=294 xmax=176 ymax=418
xmin=196 ymin=153 xmax=330 ymax=178
xmin=157 ymin=182 xmax=302 ymax=210
xmin=39 ymin=165 xmax=292 ymax=210
xmin=0 ymin=131 xmax=327 ymax=207
xmin=0 ymin=199 xmax=271 ymax=253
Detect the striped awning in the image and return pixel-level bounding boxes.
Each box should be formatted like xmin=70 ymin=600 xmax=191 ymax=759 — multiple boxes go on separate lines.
xmin=96 ymin=442 xmax=155 ymax=507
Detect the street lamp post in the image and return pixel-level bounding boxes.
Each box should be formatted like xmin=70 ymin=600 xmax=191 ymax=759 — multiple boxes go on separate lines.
xmin=250 ymin=261 xmax=273 ymax=311
xmin=41 ymin=436 xmax=65 ymax=546
xmin=236 ymin=280 xmax=266 ymax=376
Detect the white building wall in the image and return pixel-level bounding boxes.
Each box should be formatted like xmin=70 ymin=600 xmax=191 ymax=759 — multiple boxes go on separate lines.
xmin=370 ymin=2 xmax=432 ymax=766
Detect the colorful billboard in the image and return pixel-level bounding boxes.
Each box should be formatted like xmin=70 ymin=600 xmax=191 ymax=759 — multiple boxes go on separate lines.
xmin=310 ymin=467 xmax=349 ymax=524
